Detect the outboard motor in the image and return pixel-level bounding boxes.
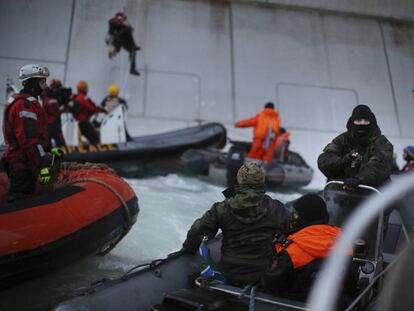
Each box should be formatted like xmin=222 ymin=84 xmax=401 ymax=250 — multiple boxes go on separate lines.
xmin=226 ymin=144 xmax=247 ymax=187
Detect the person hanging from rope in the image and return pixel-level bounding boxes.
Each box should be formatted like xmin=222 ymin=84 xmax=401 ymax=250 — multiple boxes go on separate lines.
xmin=235 ymin=102 xmax=281 ymax=164
xmin=182 ymin=162 xmax=289 ymax=286
xmin=101 ymin=84 xmax=132 ymax=141
xmin=106 ymin=11 xmax=141 ymax=76
xmin=71 ymin=80 xmax=106 ymax=145
xmin=42 ymin=79 xmax=68 ymax=147
xmin=2 ymin=64 xmax=63 ymax=202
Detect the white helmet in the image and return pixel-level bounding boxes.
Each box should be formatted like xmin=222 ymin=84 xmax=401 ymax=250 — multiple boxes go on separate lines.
xmin=19 ymin=64 xmax=50 ymax=82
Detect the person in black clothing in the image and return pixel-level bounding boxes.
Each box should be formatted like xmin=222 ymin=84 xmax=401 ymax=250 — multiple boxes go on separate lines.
xmin=318 ymin=105 xmax=393 ymax=191
xmin=106 ymin=12 xmax=140 ymax=76
xmin=182 ymin=162 xmax=289 ymax=286
xmin=262 ymin=194 xmax=342 ymax=301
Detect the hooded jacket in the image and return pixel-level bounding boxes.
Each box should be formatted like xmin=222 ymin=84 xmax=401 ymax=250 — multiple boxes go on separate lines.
xmin=235 ymin=108 xmax=281 ymax=140
xmin=317 ymin=111 xmax=393 ymax=187
xmin=183 ymin=186 xmax=288 ymax=285
xmin=275 ymin=225 xmax=341 ymax=269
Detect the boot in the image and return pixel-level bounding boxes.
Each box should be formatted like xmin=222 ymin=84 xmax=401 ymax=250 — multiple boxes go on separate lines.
xmin=130 ymin=67 xmax=140 ymax=76
xmin=129 ymin=51 xmax=140 ymax=76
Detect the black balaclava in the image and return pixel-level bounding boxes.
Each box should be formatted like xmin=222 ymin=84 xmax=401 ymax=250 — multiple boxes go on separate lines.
xmin=264 ymin=102 xmax=274 ymax=109
xmin=346 ymin=105 xmax=377 ymax=140
xmin=290 ymin=194 xmax=329 ymax=232
xmin=22 ymin=78 xmax=44 ymax=97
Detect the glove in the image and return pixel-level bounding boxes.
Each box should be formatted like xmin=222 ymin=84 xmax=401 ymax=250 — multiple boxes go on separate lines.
xmin=40 ymin=168 xmax=51 ymax=184
xmin=344 ymin=177 xmax=360 ymax=189
xmin=51 ymin=147 xmax=64 ymax=159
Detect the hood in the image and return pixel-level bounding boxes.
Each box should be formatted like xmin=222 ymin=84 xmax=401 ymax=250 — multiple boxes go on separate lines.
xmin=261 ymin=108 xmax=279 ymax=118
xmin=289 ymin=225 xmax=341 ymax=259
xmin=223 ymin=185 xmax=266 ymax=224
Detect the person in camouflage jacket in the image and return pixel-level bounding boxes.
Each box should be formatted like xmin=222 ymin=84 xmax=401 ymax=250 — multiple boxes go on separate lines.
xmin=182 ymin=162 xmax=289 ymax=285
xmin=318 ymin=105 xmax=393 ymax=190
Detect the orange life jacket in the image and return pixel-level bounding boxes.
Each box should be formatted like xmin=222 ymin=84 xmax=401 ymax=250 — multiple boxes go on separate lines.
xmin=275 ymin=224 xmax=341 ymax=269
xmin=235 ymin=108 xmax=281 ymax=140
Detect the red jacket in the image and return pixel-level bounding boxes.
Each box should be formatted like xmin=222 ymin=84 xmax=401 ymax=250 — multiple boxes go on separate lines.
xmin=403 ymin=161 xmax=414 ymax=172
xmin=2 ymin=93 xmax=49 ymax=170
xmin=73 ymin=92 xmax=105 ymax=122
xmin=235 ymin=108 xmax=281 ymax=140
xmin=43 ymin=96 xmax=64 ymax=125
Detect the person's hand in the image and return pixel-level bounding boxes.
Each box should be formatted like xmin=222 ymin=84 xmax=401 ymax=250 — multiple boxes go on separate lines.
xmin=40 ymin=168 xmax=51 ymax=184
xmin=51 ymin=147 xmax=64 ymax=159
xmin=343 ymin=177 xmax=360 ymax=191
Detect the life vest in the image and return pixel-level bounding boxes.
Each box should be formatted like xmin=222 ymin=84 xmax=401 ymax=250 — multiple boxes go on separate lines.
xmin=275 ymin=225 xmax=341 ymax=269
xmin=2 ymin=93 xmax=49 ymax=170
xmin=72 ymin=93 xmax=104 ymax=122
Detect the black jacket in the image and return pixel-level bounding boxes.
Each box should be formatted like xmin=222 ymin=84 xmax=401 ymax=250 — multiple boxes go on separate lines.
xmin=183 ymin=190 xmax=288 ymax=285
xmin=318 ymin=126 xmax=393 ymax=187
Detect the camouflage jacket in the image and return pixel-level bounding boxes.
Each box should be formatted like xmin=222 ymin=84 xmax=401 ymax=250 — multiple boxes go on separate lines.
xmin=183 ymin=187 xmax=288 ymax=285
xmin=317 ymin=126 xmax=393 ymax=187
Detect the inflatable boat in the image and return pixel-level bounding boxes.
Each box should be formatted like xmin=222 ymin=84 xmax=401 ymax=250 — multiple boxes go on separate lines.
xmin=0 ymin=162 xmax=139 ymax=288
xmin=181 ymin=141 xmax=313 ymax=189
xmin=53 ymin=182 xmax=407 ymax=311
xmin=59 ymin=107 xmax=227 ymax=164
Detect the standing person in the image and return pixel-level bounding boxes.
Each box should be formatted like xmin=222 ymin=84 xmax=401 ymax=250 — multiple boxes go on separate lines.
xmin=101 ymin=84 xmax=127 ymax=113
xmin=401 ymin=146 xmax=414 ymax=173
xmin=318 ymin=105 xmax=393 ymax=190
xmin=182 ymin=162 xmax=288 ymax=286
xmin=106 ymin=11 xmax=140 ymax=76
xmin=235 ymin=102 xmax=281 ymax=164
xmin=42 ymin=79 xmax=66 ymax=147
xmin=72 ymin=80 xmax=106 ymax=145
xmin=2 ymin=64 xmax=54 ymax=201
xmin=101 ymin=84 xmax=132 ymax=141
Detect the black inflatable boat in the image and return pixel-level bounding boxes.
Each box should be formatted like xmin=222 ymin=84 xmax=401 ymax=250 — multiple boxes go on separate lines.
xmin=181 ymin=141 xmax=313 ymax=189
xmin=0 ymin=123 xmax=227 ymax=177
xmin=53 ymin=182 xmax=406 ymax=311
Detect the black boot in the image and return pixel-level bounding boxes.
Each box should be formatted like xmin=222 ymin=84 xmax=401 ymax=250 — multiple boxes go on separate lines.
xmin=130 ymin=67 xmax=140 ymax=76
xmin=129 ymin=51 xmax=140 ymax=76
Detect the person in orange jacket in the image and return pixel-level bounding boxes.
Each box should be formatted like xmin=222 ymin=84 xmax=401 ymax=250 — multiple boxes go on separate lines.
xmin=262 ymin=194 xmax=343 ymax=301
xmin=274 ymin=127 xmax=291 ymax=162
xmin=235 ymin=102 xmax=281 ymax=164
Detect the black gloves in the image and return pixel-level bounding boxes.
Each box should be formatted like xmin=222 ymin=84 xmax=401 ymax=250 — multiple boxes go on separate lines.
xmin=343 ymin=177 xmax=360 ymax=190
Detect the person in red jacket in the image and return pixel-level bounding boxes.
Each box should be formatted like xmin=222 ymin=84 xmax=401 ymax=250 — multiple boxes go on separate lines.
xmin=42 ymin=79 xmax=66 ymax=147
xmin=263 ymin=194 xmax=342 ymax=301
xmin=2 ymin=64 xmax=55 ymax=201
xmin=106 ymin=11 xmax=140 ymax=76
xmin=72 ymin=81 xmax=106 ymax=144
xmin=401 ymin=146 xmax=414 ymax=172
xmin=235 ymin=102 xmax=281 ymax=164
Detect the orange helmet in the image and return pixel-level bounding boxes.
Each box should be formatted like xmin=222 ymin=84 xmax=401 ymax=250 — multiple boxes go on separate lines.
xmin=49 ymin=79 xmax=62 ymax=89
xmin=76 ymin=80 xmax=88 ymax=93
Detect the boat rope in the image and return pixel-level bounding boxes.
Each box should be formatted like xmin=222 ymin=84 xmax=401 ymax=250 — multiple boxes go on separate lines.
xmin=239 ymin=285 xmax=256 ymax=311
xmin=73 ymin=177 xmax=132 ymax=255
xmin=57 ymin=162 xmax=133 ymax=255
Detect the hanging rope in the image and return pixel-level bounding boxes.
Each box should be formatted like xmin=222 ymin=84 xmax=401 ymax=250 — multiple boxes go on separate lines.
xmin=239 ymin=284 xmax=257 ymax=311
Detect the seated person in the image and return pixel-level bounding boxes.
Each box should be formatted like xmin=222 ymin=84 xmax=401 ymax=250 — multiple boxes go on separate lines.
xmin=106 ymin=12 xmax=140 ymax=76
xmin=274 ymin=127 xmax=291 ymax=162
xmin=182 ymin=162 xmax=289 ymax=286
xmin=401 ymin=146 xmax=414 ymax=173
xmin=263 ymin=194 xmax=341 ymax=301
